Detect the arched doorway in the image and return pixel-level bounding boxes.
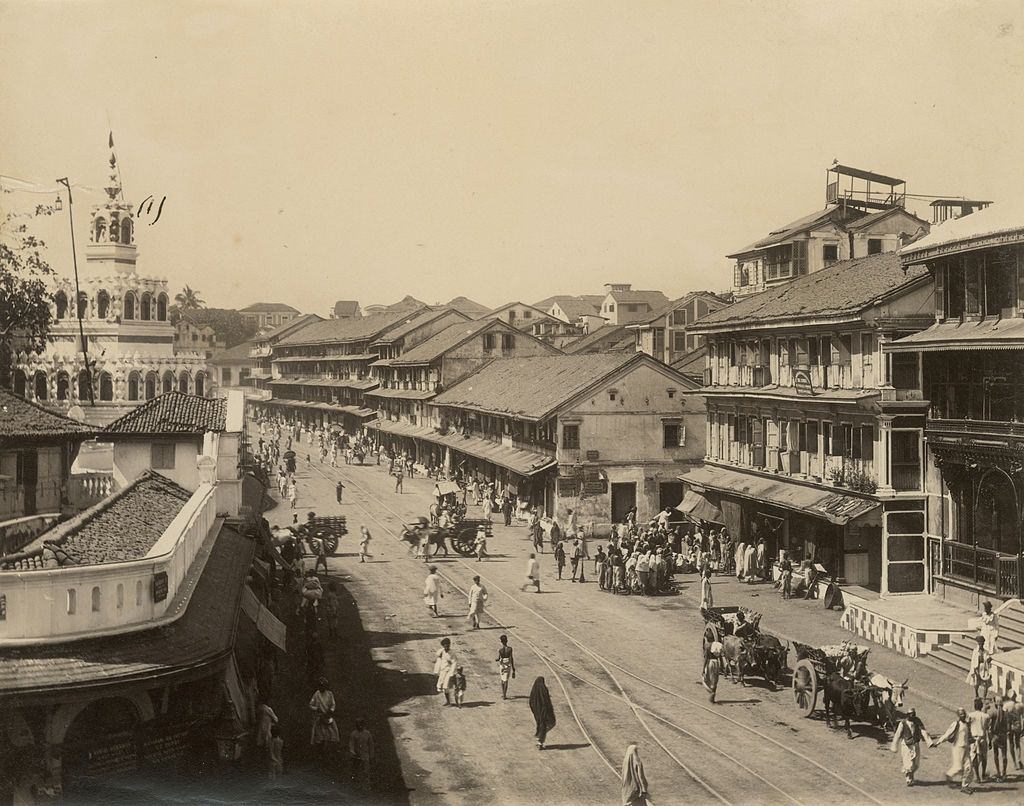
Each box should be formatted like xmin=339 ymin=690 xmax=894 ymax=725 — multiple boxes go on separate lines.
xmin=140 ymin=293 xmax=152 ymax=321
xmin=56 ymin=695 xmax=151 ymax=793
xmin=156 ymin=293 xmax=168 ymax=321
xmin=77 ymin=370 xmax=92 ymax=401
xmin=975 ymin=469 xmax=1020 ymax=556
xmin=177 ymin=372 xmax=190 ymax=394
xmin=76 ymin=292 xmax=88 ymax=320
xmin=96 ymin=290 xmax=110 ymax=319
xmin=55 ymin=290 xmax=69 ymax=319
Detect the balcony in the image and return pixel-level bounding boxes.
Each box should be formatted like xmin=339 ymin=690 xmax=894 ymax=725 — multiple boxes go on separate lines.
xmin=928 ymin=418 xmax=1024 ymax=440
xmin=930 ymin=537 xmax=1021 ymax=598
xmin=69 ymin=471 xmax=116 ymax=510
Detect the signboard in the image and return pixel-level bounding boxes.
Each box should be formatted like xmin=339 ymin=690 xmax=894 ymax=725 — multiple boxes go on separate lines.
xmin=152 ymin=571 xmax=168 ymax=603
xmin=558 ymin=479 xmax=579 ymax=497
xmin=582 ymin=480 xmax=607 ymax=495
xmin=793 ymin=368 xmax=815 ymax=397
xmin=585 ymin=450 xmax=600 ymax=461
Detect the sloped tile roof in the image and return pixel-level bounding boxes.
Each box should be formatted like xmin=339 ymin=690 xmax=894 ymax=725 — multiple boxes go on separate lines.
xmin=533 ymin=294 xmax=604 ymax=311
xmin=551 ymin=298 xmax=602 ymax=319
xmin=242 ymin=302 xmax=300 ymax=313
xmin=390 ymin=320 xmax=495 ymax=364
xmin=208 ymin=341 xmax=254 ymax=365
xmin=2 ymin=471 xmax=192 ymax=569
xmin=433 ymin=354 xmax=637 ymax=419
xmin=104 ymin=391 xmax=227 ymax=435
xmin=727 ymin=205 xmax=854 ymax=257
xmin=0 ymin=390 xmax=97 ymax=443
xmin=278 ymin=306 xmax=430 ymax=346
xmin=563 ymin=325 xmax=630 ymax=354
xmin=688 ymin=252 xmax=930 ymax=332
xmin=628 ymin=291 xmax=730 ymax=327
xmin=254 ymin=313 xmax=323 ymax=344
xmin=606 ymin=289 xmax=669 ymax=307
xmin=370 ymin=308 xmax=467 ymax=345
xmin=444 ymin=296 xmax=491 ymax=317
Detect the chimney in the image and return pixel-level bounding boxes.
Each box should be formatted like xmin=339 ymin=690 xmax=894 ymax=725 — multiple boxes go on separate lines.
xmin=604 ymin=283 xmax=632 ymax=293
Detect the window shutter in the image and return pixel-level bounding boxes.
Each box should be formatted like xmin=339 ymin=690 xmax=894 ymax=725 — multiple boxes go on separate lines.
xmin=935 ymin=263 xmax=946 ymax=319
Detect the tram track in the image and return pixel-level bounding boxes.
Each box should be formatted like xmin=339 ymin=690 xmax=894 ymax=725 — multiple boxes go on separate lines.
xmin=286 ymin=452 xmax=887 ymax=804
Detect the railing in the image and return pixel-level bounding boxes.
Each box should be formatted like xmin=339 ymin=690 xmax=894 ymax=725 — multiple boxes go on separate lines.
xmin=69 ymin=471 xmax=115 ymax=509
xmin=928 ymin=419 xmax=1024 ymax=439
xmin=0 ymin=513 xmax=62 ymax=557
xmin=0 ymin=483 xmax=217 ymax=644
xmin=933 ymin=539 xmax=1022 ymax=598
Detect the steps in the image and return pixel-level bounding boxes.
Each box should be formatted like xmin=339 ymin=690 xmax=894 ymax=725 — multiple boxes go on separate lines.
xmin=921 ymin=600 xmax=1024 ymax=682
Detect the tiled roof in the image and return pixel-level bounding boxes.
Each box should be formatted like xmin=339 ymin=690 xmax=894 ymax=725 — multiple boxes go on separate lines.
xmin=727 ymin=206 xmax=853 ymax=257
xmin=670 ymin=345 xmax=708 ymax=380
xmin=208 ymin=341 xmax=254 ymax=365
xmin=0 ymin=389 xmax=96 ymax=444
xmin=444 ymin=296 xmax=491 ymax=317
xmin=688 ymin=252 xmax=930 ymax=332
xmin=902 ymin=200 xmax=1024 ymax=261
xmin=606 ymin=289 xmax=669 ymax=307
xmin=533 ymin=294 xmax=604 ymax=312
xmin=104 ymin=391 xmax=227 ymax=435
xmin=563 ymin=325 xmax=630 ymax=354
xmin=242 ymin=302 xmax=300 ymax=313
xmin=254 ymin=313 xmax=323 ymax=344
xmin=488 ymin=301 xmax=552 ymax=319
xmin=390 ymin=320 xmax=496 ymax=365
xmin=628 ymin=291 xmax=729 ymax=327
xmin=2 ymin=471 xmax=192 ymax=569
xmin=433 ymin=354 xmax=638 ymax=419
xmin=277 ymin=306 xmax=429 ymax=346
xmin=370 ymin=308 xmax=467 ymax=345
xmin=551 ymin=298 xmax=602 ymax=319
xmin=0 ymin=524 xmax=253 ymax=695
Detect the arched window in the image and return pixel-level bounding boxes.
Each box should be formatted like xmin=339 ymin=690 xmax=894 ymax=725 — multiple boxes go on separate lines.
xmin=76 ymin=292 xmax=88 ymax=320
xmin=975 ymin=470 xmax=1020 ymax=556
xmin=127 ymin=371 xmax=141 ymax=401
xmin=116 ymin=583 xmax=124 ymax=610
xmin=120 ymin=218 xmax=132 ymax=245
xmin=12 ymin=370 xmax=27 ymax=398
xmin=56 ymin=371 xmax=70 ymax=401
xmin=55 ymin=290 xmax=68 ymax=319
xmin=123 ymin=292 xmax=136 ymax=320
xmin=33 ymin=371 xmax=47 ymax=401
xmin=91 ymin=586 xmax=101 ymax=612
xmin=96 ymin=290 xmax=110 ymax=319
xmin=163 ymin=370 xmax=175 ymax=394
xmin=99 ymin=372 xmax=114 ymax=401
xmin=77 ymin=369 xmax=92 ymax=401
xmin=194 ymin=372 xmax=206 ymax=397
xmin=177 ymin=372 xmax=190 ymax=394
xmin=135 ymin=579 xmax=143 ymax=606
xmin=140 ymin=292 xmax=152 ymax=321
xmin=93 ymin=216 xmax=106 ymax=243
xmin=145 ymin=372 xmax=157 ymax=400
xmin=156 ymin=293 xmax=168 ymax=321
xmin=67 ymin=588 xmax=77 ymax=615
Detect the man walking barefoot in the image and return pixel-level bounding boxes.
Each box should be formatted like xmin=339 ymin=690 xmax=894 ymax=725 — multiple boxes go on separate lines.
xmin=520 ymin=553 xmax=541 ymax=593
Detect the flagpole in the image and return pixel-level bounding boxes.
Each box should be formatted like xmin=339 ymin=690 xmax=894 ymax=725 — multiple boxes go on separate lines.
xmin=56 ymin=177 xmax=94 ymax=405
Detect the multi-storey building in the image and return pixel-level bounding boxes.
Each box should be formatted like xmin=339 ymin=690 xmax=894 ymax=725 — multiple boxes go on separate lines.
xmin=239 ymin=302 xmax=301 ymax=331
xmin=427 ymin=353 xmax=704 ymax=523
xmin=729 ymin=164 xmax=930 ymax=298
xmin=685 ymin=252 xmax=934 ymax=594
xmin=173 ymin=318 xmax=223 ymax=359
xmin=366 ymin=318 xmax=560 ymax=455
xmin=598 ymin=283 xmax=670 ymax=326
xmin=886 ymin=203 xmax=1024 ymax=602
xmin=247 ymin=313 xmax=322 ymax=398
xmin=12 ymin=146 xmax=208 ymax=425
xmin=263 ymin=306 xmax=467 ymax=432
xmin=628 ymin=291 xmax=731 ymax=365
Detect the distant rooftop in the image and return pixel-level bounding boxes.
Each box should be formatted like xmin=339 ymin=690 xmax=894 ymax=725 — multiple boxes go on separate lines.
xmin=278 ymin=306 xmax=431 ymax=346
xmin=104 ymin=391 xmax=227 ymax=435
xmin=0 ymin=389 xmax=96 ymax=445
xmin=241 ymin=302 xmax=300 ymax=313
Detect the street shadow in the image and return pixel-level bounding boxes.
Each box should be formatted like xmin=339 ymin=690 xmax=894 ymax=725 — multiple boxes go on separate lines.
xmin=715 ymin=698 xmax=762 ymax=705
xmin=364 ymin=629 xmax=448 ymax=649
xmin=543 ymin=743 xmax=592 ymax=751
xmin=455 ymin=701 xmax=492 ymax=709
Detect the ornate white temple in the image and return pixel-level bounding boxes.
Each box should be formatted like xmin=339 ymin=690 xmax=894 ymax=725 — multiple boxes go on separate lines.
xmin=12 ymin=144 xmax=208 ymax=425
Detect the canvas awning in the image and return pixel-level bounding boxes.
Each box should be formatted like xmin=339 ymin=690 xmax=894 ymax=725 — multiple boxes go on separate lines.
xmin=679 ymin=489 xmax=724 ymax=523
xmin=679 ymin=465 xmax=879 ymax=526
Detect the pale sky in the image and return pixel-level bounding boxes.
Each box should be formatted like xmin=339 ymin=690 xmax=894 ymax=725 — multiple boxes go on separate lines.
xmin=2 ymin=1 xmax=1023 ymax=315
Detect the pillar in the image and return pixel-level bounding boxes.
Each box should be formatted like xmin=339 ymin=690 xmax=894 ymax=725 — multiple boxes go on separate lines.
xmin=877 ymin=415 xmax=894 ymax=494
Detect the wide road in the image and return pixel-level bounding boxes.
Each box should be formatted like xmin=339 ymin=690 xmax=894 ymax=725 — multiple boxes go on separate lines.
xmin=265 ymin=435 xmax=1020 ymax=805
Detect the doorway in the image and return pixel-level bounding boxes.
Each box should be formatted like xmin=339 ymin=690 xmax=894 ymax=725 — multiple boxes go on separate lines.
xmin=20 ymin=450 xmax=38 ymax=516
xmin=659 ymin=482 xmax=684 ymax=512
xmin=611 ymin=482 xmax=636 ymax=523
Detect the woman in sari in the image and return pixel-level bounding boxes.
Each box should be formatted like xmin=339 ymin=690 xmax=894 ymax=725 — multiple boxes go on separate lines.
xmin=621 ymin=743 xmax=650 ymax=805
xmin=529 ymin=676 xmax=556 ymax=750
xmin=309 ymin=677 xmax=341 ymax=764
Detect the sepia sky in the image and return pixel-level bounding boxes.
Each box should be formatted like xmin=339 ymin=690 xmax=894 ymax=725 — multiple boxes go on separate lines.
xmin=2 ymin=0 xmax=1023 ymax=314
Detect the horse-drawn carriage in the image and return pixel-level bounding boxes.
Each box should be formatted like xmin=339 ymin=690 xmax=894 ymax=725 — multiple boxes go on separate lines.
xmin=791 ymin=640 xmax=907 ymax=737
xmin=402 ymin=516 xmax=492 ymax=558
xmin=701 ymin=606 xmax=788 ymax=690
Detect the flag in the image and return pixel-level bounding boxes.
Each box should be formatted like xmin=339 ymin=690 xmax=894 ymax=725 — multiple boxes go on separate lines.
xmin=108 ymin=131 xmax=114 ymax=149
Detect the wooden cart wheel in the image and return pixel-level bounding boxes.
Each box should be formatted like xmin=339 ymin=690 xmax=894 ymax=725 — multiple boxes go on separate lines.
xmin=792 ymin=658 xmax=818 ymax=717
xmin=311 ymin=525 xmax=338 ymax=555
xmin=702 ymin=625 xmax=719 ymax=658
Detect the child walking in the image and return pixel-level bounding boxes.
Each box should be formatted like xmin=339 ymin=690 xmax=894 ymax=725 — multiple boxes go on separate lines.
xmin=359 ymin=526 xmax=372 ymax=563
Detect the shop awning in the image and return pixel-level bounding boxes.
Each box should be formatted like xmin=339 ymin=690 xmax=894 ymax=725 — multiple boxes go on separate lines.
xmin=679 ymin=465 xmax=879 ymax=526
xmin=679 ymin=489 xmax=724 ymax=523
xmin=885 ymin=318 xmax=1024 ymax=352
xmin=368 ymin=418 xmax=555 ymax=477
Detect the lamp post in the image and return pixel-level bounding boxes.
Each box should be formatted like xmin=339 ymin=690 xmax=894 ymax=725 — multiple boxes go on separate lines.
xmin=55 ymin=178 xmax=94 ymax=405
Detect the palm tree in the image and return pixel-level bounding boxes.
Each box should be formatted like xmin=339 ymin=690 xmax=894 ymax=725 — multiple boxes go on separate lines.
xmin=175 ymin=286 xmax=204 ymax=310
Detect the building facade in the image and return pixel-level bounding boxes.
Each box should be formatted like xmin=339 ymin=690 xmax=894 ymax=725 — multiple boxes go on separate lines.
xmin=628 ymin=291 xmax=731 ymax=365
xmin=239 ymin=302 xmax=301 ymax=331
xmin=598 ymin=283 xmax=670 ymax=326
xmin=686 ymin=252 xmax=934 ymax=595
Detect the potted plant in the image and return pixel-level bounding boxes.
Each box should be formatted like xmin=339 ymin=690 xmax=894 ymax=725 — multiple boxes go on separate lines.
xmin=827 ymin=465 xmax=847 ymax=487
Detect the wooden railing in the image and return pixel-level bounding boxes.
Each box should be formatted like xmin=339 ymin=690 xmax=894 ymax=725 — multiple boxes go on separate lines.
xmin=931 ymin=537 xmax=1022 ymax=598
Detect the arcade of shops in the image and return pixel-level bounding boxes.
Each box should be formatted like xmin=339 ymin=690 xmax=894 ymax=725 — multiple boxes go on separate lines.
xmin=366 ymin=418 xmax=556 ymax=514
xmin=250 ymin=397 xmax=378 ymax=436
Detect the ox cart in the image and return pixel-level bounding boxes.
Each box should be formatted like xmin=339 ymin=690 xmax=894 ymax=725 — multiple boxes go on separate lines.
xmin=701 ymin=606 xmax=787 ymax=690
xmin=294 ymin=514 xmax=348 ymax=555
xmin=791 ymin=640 xmax=907 ymax=737
xmin=402 ymin=517 xmax=493 ymax=558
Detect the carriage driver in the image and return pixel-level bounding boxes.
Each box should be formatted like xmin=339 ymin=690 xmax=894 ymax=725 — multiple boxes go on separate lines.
xmin=838 ymin=645 xmax=860 ymax=681
xmin=733 ymin=610 xmax=755 ymax=640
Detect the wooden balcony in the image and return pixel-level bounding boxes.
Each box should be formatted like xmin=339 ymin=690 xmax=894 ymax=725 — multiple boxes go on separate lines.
xmin=930 ymin=536 xmax=1021 ymax=598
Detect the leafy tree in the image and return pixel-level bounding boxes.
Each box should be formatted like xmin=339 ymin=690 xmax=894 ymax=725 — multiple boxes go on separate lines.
xmin=0 ymin=207 xmax=56 ymax=390
xmin=171 ymin=307 xmax=257 ymax=349
xmin=174 ymin=285 xmax=205 ymax=310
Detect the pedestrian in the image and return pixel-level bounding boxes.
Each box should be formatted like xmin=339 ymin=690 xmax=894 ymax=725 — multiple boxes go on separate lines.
xmin=780 ymin=552 xmax=793 ymax=600
xmin=309 ymin=677 xmax=341 ymax=765
xmin=548 ymin=517 xmax=562 ymax=553
xmin=968 ymin=696 xmax=991 ymax=783
xmin=700 ymin=567 xmax=714 ymax=610
xmin=1007 ymin=690 xmax=1023 ymax=771
xmin=988 ymin=694 xmax=1009 ymax=782
xmin=571 ymin=538 xmax=586 ymax=583
xmin=359 ymin=526 xmax=372 ymax=562
xmin=635 ymin=551 xmax=650 ymax=594
xmin=979 ymin=600 xmax=999 ymax=654
xmin=257 ymin=699 xmax=280 ymax=749
xmin=288 ymin=482 xmax=297 ymax=509
xmin=530 ymin=513 xmax=544 ymax=553
xmin=467 ymin=575 xmax=488 ymax=629
xmin=890 ymin=708 xmax=933 ymax=786
xmin=474 ymin=525 xmax=488 ymax=561
xmin=451 ymin=666 xmax=468 ymax=707
xmin=268 ymin=725 xmax=284 ymax=782
xmin=703 ymin=637 xmax=723 ymax=704
xmin=423 ymin=565 xmax=443 ymax=617
xmin=348 ymin=718 xmax=375 ymax=791
xmin=394 ymin=467 xmax=404 ymax=494
xmin=312 ymin=534 xmax=329 ymax=575
xmin=966 ymin=635 xmax=992 ymax=700
xmin=433 ymin=638 xmax=458 ymax=705
xmin=496 ymin=634 xmax=516 ymax=700
xmin=621 ymin=744 xmax=651 ymax=806
xmin=520 ymin=553 xmax=541 ymax=593
xmin=529 ymin=676 xmax=556 ymax=750
xmin=566 ymin=507 xmax=578 ymax=539
xmin=554 ymin=541 xmax=566 ymax=580
xmin=322 ymin=581 xmax=340 ymax=638
xmin=335 ymin=480 xmax=345 ymax=503
xmin=935 ymin=707 xmax=975 ymax=793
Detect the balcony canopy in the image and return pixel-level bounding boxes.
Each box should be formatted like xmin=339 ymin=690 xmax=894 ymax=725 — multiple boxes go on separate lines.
xmin=886 ymin=318 xmax=1024 ymax=352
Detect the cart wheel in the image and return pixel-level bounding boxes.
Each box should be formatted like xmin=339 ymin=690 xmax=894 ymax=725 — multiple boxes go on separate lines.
xmin=702 ymin=625 xmax=719 ymax=657
xmin=792 ymin=659 xmax=817 ymax=717
xmin=311 ymin=526 xmax=338 ymax=555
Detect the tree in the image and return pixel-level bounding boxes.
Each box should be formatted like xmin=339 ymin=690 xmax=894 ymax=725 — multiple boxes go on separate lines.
xmin=174 ymin=285 xmax=205 ymax=310
xmin=0 ymin=213 xmax=56 ymax=391
xmin=171 ymin=307 xmax=257 ymax=349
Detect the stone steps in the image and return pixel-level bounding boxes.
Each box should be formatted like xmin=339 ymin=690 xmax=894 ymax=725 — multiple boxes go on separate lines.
xmin=920 ymin=601 xmax=1024 ymax=682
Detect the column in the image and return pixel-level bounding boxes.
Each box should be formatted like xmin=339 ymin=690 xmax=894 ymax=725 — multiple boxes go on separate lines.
xmin=706 ymin=406 xmax=714 ymax=460
xmin=877 ymin=415 xmax=894 ymax=494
